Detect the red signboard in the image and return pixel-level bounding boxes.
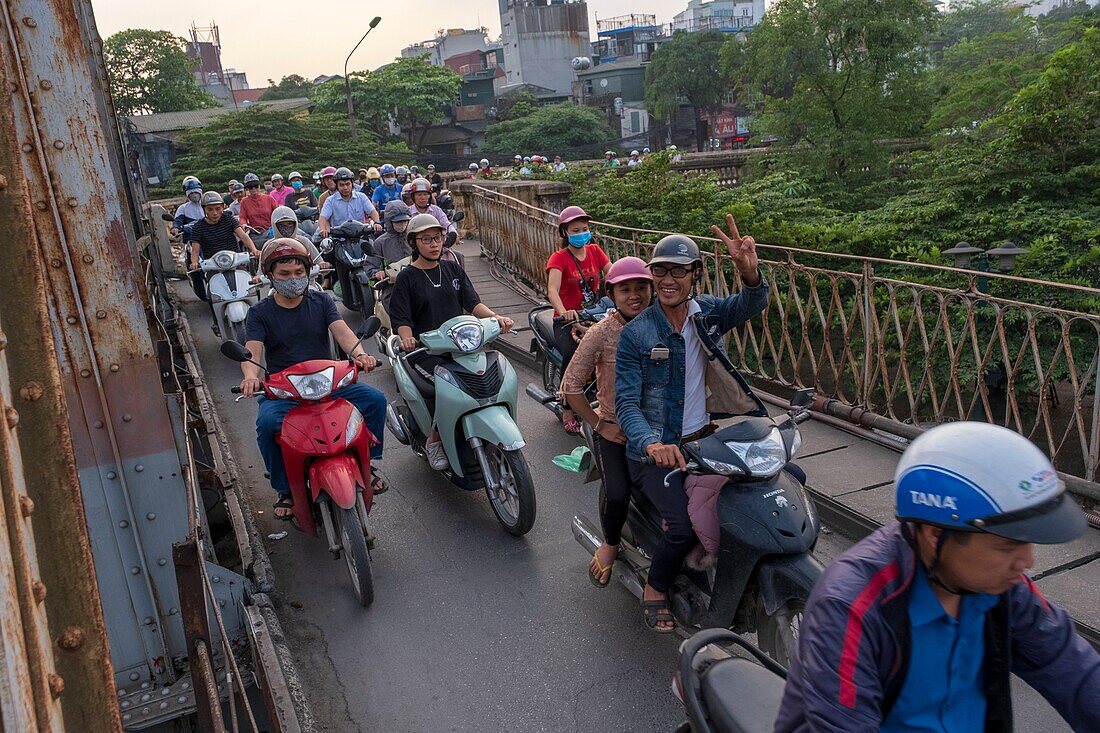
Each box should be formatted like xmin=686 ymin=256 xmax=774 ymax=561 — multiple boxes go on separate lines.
xmin=710 ymin=113 xmax=748 ymax=139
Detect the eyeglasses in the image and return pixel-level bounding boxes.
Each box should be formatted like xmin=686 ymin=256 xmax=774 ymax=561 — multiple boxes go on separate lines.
xmin=651 ymin=265 xmax=693 ymax=278
xmin=417 ymin=235 xmax=444 ymax=245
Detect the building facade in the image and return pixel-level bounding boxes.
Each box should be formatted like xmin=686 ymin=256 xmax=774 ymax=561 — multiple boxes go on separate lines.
xmin=671 ymin=0 xmax=766 ymax=33
xmin=499 ymin=0 xmax=590 ymax=97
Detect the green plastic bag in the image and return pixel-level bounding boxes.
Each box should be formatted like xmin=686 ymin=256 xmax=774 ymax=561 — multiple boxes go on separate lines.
xmin=552 ymin=446 xmax=591 ymax=473
xmin=333 ymin=281 xmax=343 ymax=299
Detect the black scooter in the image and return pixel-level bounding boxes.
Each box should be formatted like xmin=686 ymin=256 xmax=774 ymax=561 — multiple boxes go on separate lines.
xmin=323 ymin=219 xmax=377 ymax=322
xmin=672 ymin=628 xmax=787 ymax=733
xmin=571 ymin=388 xmax=822 ymax=666
xmin=524 ymin=298 xmax=613 ymax=419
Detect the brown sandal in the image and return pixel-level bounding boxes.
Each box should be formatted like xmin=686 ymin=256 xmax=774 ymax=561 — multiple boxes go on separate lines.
xmin=642 ymin=599 xmax=676 ymax=633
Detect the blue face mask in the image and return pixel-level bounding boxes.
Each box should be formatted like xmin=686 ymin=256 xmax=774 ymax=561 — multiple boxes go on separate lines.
xmin=567 ymin=231 xmax=592 ymax=248
xmin=291 ymin=181 xmax=303 ymax=190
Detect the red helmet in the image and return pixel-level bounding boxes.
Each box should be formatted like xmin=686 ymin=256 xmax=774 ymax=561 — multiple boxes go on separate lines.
xmin=260 ymin=238 xmax=311 ymax=275
xmin=557 ymin=205 xmax=590 ymax=233
xmin=321 ymin=165 xmax=337 ymax=178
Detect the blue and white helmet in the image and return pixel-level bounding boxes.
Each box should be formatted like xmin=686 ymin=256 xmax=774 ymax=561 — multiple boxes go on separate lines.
xmin=182 ymin=176 xmax=202 ymax=193
xmin=895 ymin=422 xmax=1085 ymax=544
xmin=379 ymin=163 xmax=396 ymax=177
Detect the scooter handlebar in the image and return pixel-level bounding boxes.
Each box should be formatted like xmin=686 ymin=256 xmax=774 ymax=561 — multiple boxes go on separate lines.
xmin=230 ymin=386 xmax=242 ymax=394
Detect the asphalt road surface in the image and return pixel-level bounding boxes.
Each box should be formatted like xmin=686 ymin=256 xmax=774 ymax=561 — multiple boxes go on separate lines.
xmin=178 ymin=287 xmax=1072 ymax=733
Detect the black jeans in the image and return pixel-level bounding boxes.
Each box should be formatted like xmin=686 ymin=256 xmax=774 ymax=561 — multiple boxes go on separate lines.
xmin=553 ymin=319 xmax=580 ymax=375
xmin=593 ymin=433 xmax=631 ymax=546
xmin=627 ymin=459 xmax=695 ymax=594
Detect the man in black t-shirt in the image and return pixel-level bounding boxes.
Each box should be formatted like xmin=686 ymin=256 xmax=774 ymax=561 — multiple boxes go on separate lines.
xmin=187 ymin=191 xmax=258 ymax=301
xmin=241 ymin=239 xmax=387 ymax=519
xmin=388 ymin=214 xmax=513 ymax=469
xmin=283 ymin=171 xmax=318 ymax=211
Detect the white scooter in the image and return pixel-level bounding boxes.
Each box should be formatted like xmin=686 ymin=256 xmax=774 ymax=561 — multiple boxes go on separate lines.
xmin=201 ymin=250 xmax=264 ymax=344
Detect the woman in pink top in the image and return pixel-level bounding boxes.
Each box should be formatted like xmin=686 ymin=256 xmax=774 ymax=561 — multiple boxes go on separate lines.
xmin=560 ymin=257 xmax=653 ymax=587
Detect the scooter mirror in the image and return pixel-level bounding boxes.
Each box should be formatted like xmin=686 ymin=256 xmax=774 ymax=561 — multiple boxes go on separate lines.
xmin=790 ymin=388 xmax=815 ymax=408
xmin=451 ymin=211 xmax=465 ymax=223
xmin=160 ymin=213 xmax=174 ymax=222
xmin=220 ymin=341 xmax=252 ymax=362
xmin=357 ymin=316 xmax=381 ymax=339
xmin=444 ymin=231 xmax=458 ymax=249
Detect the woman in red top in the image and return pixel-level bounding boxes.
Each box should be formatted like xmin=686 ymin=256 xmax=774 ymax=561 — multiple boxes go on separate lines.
xmin=545 ymin=206 xmax=611 ymax=433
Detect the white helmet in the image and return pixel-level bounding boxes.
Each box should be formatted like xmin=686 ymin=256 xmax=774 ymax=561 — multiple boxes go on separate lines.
xmin=479 ymin=158 xmax=489 ymax=167
xmin=630 ymin=150 xmax=639 ymax=156
xmin=469 ymin=163 xmax=479 ymax=171
xmin=894 ymin=422 xmax=1085 ymax=544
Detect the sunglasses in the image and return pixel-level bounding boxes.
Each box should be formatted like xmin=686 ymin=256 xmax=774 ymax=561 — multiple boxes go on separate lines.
xmin=245 ymin=183 xmax=259 ymax=190
xmin=651 ymin=265 xmax=693 ymax=278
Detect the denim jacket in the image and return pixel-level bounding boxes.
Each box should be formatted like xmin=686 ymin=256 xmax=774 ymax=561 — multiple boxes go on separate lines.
xmin=614 ymin=278 xmax=770 ymax=460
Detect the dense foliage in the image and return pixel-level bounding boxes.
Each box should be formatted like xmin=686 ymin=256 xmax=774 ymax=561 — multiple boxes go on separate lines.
xmin=481 ymin=103 xmax=616 ymax=155
xmin=645 ymin=30 xmax=730 ymax=151
xmin=164 ymin=109 xmax=411 ymax=194
xmin=105 ymin=29 xmax=217 ymax=116
xmin=260 ymin=74 xmax=316 ymax=101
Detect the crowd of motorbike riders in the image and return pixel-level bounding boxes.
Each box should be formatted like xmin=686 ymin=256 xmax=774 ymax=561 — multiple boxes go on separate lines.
xmin=171 ymin=161 xmax=1099 ymax=732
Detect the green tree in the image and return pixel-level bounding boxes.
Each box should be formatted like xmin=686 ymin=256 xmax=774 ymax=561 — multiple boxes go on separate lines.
xmin=645 ymin=30 xmax=730 ymax=151
xmin=104 ymin=29 xmax=217 ymax=116
xmin=260 ymin=74 xmax=315 ymax=101
xmin=744 ymin=0 xmax=938 ymax=178
xmin=168 ymin=108 xmax=411 ymax=193
xmin=312 ymin=58 xmax=460 ymax=149
xmin=481 ymin=103 xmax=615 ymax=155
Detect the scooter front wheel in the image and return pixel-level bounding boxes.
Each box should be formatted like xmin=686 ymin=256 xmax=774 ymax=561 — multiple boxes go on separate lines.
xmin=756 ymin=599 xmax=803 ymax=668
xmin=336 ymin=505 xmax=374 ymax=607
xmin=483 ymin=446 xmax=536 ymax=536
xmin=227 ymin=319 xmax=248 ymax=346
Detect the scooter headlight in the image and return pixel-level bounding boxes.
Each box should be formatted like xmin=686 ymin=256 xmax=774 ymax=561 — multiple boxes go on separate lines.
xmin=789 ymin=427 xmax=802 ymax=459
xmin=213 ymin=251 xmax=235 ymax=269
xmin=268 ymin=385 xmax=295 ymax=399
xmin=448 ymin=322 xmax=484 ymax=353
xmin=287 ymin=366 xmax=335 ymax=400
xmin=345 ymin=407 xmax=363 ymax=444
xmin=725 ymin=427 xmax=787 ymax=478
xmin=434 ymin=366 xmax=462 ymax=389
xmin=702 ymin=457 xmax=742 ymax=476
xmin=336 ymin=368 xmax=357 ymax=390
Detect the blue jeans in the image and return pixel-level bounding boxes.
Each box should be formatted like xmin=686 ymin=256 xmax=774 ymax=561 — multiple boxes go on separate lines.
xmin=256 ymin=383 xmax=386 ymax=497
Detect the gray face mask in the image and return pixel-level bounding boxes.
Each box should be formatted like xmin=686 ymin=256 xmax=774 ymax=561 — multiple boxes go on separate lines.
xmin=271 ymin=276 xmax=309 ymax=298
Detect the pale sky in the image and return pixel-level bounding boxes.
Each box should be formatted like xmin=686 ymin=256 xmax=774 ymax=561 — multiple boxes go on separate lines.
xmin=89 ymin=0 xmax=676 ymax=89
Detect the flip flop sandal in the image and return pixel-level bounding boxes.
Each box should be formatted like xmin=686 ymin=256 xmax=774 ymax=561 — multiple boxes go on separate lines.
xmin=370 ymin=466 xmax=388 ymax=495
xmin=562 ymin=417 xmax=583 ymax=435
xmin=273 ymin=496 xmax=295 ymax=521
xmin=641 ymin=599 xmax=676 ymax=633
xmin=589 ymin=551 xmax=613 ymax=588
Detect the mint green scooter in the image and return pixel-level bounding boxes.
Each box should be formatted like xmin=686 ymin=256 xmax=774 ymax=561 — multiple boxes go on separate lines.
xmin=385 ymin=315 xmax=536 ymax=535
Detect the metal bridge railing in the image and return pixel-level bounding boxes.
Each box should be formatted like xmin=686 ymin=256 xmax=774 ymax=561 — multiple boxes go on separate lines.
xmin=469 ymin=185 xmax=1100 ymax=483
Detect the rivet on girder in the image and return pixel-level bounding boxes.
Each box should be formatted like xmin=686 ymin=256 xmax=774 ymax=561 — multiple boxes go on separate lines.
xmin=52 ymin=140 xmax=65 ymax=150
xmin=93 ymin=420 xmax=104 ymax=428
xmin=56 ymin=627 xmax=84 ymax=651
xmin=50 ymin=258 xmax=62 ymax=268
xmin=22 ymin=143 xmax=33 ymax=152
xmin=22 ymin=17 xmax=37 ymax=27
xmin=5 ymin=407 xmax=19 ymax=428
xmin=32 ymin=580 xmax=46 ymax=604
xmin=212 ymin=576 xmax=221 ymax=584
xmin=67 ymin=198 xmax=77 ymax=208
xmin=142 ymin=617 xmax=153 ymax=625
xmin=110 ymin=364 xmax=120 ymax=372
xmin=18 ymin=496 xmax=33 ymax=517
xmin=122 ymin=413 xmax=132 ymax=422
xmin=128 ymin=673 xmax=139 ymax=682
xmin=47 ymin=674 xmax=64 ymax=699
xmin=146 ymin=512 xmax=155 ymax=520
xmin=169 ymin=608 xmax=178 ymax=615
xmin=219 ymin=599 xmax=226 ymax=607
xmin=118 ymin=520 xmax=128 ymax=528
xmin=65 ymin=316 xmax=77 ymax=325
xmin=39 ymin=80 xmax=52 ymax=90
xmin=157 ymin=558 xmax=166 ymax=566
xmin=19 ymin=381 xmax=43 ymax=401
xmin=96 ymin=310 xmax=107 ymax=319
xmin=36 ymin=201 xmax=47 ymax=210
xmin=106 ymin=470 xmax=116 ymax=479
xmin=82 ymin=254 xmax=94 ymax=264
xmin=130 ymin=567 xmax=140 ymax=575
xmin=79 ymin=369 xmax=91 ymax=378
xmin=134 ymin=464 xmax=144 ymax=472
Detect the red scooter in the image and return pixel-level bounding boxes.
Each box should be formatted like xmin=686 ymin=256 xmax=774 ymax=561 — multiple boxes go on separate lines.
xmin=221 ymin=318 xmax=382 ymax=607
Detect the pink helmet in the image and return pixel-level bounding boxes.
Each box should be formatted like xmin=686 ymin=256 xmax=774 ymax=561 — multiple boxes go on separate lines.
xmin=401 ymin=182 xmax=414 ymax=197
xmin=321 ymin=165 xmax=337 ymax=178
xmin=557 ymin=205 xmax=590 ymax=232
xmin=604 ymin=256 xmax=653 ymax=292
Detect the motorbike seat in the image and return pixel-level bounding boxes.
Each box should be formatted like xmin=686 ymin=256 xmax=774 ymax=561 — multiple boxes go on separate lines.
xmin=700 ymin=657 xmax=784 ymax=733
xmin=399 ymin=355 xmax=435 ymax=400
xmin=531 ymin=309 xmax=557 ymax=349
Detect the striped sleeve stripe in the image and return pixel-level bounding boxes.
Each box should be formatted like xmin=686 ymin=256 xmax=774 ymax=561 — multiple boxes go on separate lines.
xmin=838 ymin=562 xmax=900 ymax=708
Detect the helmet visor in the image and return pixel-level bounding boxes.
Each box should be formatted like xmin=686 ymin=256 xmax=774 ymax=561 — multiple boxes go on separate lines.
xmin=974 ymin=491 xmax=1086 ymax=544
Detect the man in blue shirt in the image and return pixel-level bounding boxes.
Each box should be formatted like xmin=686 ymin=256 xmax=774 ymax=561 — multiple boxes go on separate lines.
xmin=318 ymin=167 xmax=380 ymax=238
xmin=775 ymin=422 xmax=1100 ymax=732
xmin=371 ymin=163 xmax=402 ymax=212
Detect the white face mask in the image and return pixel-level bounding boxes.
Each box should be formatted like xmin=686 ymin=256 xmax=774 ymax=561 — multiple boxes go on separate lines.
xmin=383 ymin=177 xmax=396 ymax=186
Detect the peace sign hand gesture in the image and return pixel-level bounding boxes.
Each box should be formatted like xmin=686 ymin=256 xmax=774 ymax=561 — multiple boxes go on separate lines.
xmin=710 ymin=213 xmax=761 ymax=286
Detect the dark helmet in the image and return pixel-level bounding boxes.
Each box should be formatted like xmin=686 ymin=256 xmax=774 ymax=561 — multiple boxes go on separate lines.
xmin=648 ymin=234 xmax=702 ymax=269
xmin=334 ymin=167 xmax=355 ymax=182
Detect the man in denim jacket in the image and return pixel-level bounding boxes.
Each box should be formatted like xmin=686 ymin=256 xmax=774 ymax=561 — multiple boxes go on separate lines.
xmin=615 ymin=214 xmax=770 ymax=631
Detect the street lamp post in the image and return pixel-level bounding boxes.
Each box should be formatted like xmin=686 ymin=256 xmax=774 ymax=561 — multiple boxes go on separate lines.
xmin=344 ymin=16 xmax=382 ymax=142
